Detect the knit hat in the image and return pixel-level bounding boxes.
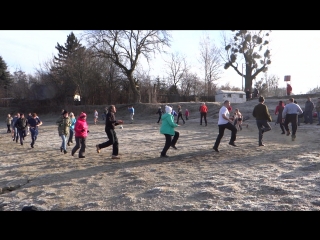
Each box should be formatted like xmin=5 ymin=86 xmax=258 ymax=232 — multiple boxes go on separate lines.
xmin=79 ymin=112 xmax=87 ymax=118
xmin=61 ymin=110 xmax=68 ymax=115
xmin=165 ymin=105 xmax=172 ymax=114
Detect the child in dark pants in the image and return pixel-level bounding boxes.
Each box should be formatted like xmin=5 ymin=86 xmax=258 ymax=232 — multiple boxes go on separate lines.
xmin=72 ymin=112 xmax=89 ymax=158
xmin=159 ymin=106 xmax=180 ymax=158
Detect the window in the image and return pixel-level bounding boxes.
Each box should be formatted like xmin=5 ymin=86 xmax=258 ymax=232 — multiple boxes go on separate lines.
xmin=227 ymin=94 xmax=231 ymax=97
xmin=239 ymin=94 xmax=243 ymax=98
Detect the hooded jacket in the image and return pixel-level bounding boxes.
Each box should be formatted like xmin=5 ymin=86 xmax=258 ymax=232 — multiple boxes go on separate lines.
xmin=74 ymin=116 xmax=88 ymax=138
xmin=56 ymin=116 xmax=71 ymax=136
xmin=160 ymin=113 xmax=178 ymax=135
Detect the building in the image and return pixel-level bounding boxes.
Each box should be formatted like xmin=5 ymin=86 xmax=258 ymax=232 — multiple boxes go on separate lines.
xmin=215 ymin=90 xmax=246 ymax=104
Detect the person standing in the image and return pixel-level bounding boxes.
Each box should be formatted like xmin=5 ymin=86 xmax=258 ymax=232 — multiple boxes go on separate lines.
xmin=199 ymin=102 xmax=208 ymax=126
xmin=156 ymin=106 xmax=163 ymax=124
xmin=102 ymin=107 xmax=108 ymax=121
xmin=315 ymin=98 xmax=320 ymax=125
xmin=304 ymin=96 xmax=315 ymax=124
xmin=286 ymin=83 xmax=292 ymax=96
xmin=71 ymin=112 xmax=89 ymax=158
xmin=252 ymin=96 xmax=272 ymax=146
xmin=27 ymin=113 xmax=42 ymax=148
xmin=160 ymin=105 xmax=180 ymax=158
xmin=93 ymin=109 xmax=98 ymax=125
xmin=96 ymin=105 xmax=123 ymax=159
xmin=14 ymin=113 xmax=28 ymax=145
xmin=275 ymin=100 xmax=285 ymax=134
xmin=245 ymin=88 xmax=251 ymax=101
xmin=11 ymin=113 xmax=20 ymax=141
xmin=26 ymin=113 xmax=32 ymax=135
xmin=56 ymin=110 xmax=71 ymax=154
xmin=185 ymin=108 xmax=190 ymax=120
xmin=128 ymin=106 xmax=134 ymax=124
xmin=253 ymin=88 xmax=259 ymax=98
xmin=67 ymin=112 xmax=76 ymax=146
xmin=176 ymin=105 xmax=185 ymax=124
xmin=213 ymin=100 xmax=237 ymax=152
xmin=5 ymin=114 xmax=13 ymax=133
xmin=294 ymin=100 xmax=302 ymax=126
xmin=282 ymin=98 xmax=303 ymax=141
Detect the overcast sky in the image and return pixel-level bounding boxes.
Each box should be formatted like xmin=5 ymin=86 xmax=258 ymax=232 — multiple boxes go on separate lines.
xmin=0 ymin=30 xmax=319 ymax=94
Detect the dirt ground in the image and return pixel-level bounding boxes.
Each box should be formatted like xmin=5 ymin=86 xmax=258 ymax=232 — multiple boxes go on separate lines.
xmin=1 ymin=97 xmax=320 ymax=211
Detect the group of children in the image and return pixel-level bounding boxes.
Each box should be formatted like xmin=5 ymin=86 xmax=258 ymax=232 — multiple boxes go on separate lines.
xmin=6 ymin=112 xmax=43 ymax=148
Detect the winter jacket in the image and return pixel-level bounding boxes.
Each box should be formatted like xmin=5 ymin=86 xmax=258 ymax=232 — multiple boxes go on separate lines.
xmin=253 ymin=103 xmax=272 ymax=122
xmin=160 ymin=113 xmax=178 ymax=136
xmin=74 ymin=117 xmax=88 ymax=138
xmin=315 ymin=101 xmax=320 ymax=112
xmin=105 ymin=112 xmax=119 ymax=130
xmin=305 ymin=100 xmax=315 ymax=112
xmin=56 ymin=116 xmax=71 ymax=136
xmin=70 ymin=117 xmax=76 ymax=130
xmin=199 ymin=105 xmax=208 ymax=113
xmin=14 ymin=117 xmax=28 ymax=130
xmin=6 ymin=116 xmax=13 ymax=125
xmin=11 ymin=116 xmax=18 ymax=128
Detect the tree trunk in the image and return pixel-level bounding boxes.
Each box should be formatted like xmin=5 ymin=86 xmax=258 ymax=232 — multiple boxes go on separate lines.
xmin=245 ymin=76 xmax=253 ymax=92
xmin=127 ymin=74 xmax=141 ymax=103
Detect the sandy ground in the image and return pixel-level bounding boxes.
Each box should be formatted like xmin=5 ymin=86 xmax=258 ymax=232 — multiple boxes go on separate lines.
xmin=1 ymin=99 xmax=320 ymax=211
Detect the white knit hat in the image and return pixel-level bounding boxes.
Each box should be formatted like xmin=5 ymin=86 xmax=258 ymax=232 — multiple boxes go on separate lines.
xmin=165 ymin=105 xmax=172 ymax=114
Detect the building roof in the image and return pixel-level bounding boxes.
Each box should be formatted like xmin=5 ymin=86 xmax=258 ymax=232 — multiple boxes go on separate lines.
xmin=216 ymin=90 xmax=246 ymax=95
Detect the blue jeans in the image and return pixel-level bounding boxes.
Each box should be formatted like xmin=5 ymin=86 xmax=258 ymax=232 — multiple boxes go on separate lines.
xmin=30 ymin=127 xmax=38 ymax=146
xmin=60 ymin=135 xmax=67 ymax=151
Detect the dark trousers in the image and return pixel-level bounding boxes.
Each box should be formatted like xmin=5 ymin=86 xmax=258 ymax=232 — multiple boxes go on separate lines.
xmin=304 ymin=110 xmax=313 ymax=124
xmin=68 ymin=129 xmax=74 ymax=143
xmin=72 ymin=137 xmax=86 ymax=157
xmin=284 ymin=114 xmax=298 ymax=135
xmin=256 ymin=120 xmax=271 ymax=145
xmin=279 ymin=122 xmax=285 ymax=133
xmin=7 ymin=124 xmax=11 ymax=133
xmin=176 ymin=113 xmax=185 ymax=124
xmin=30 ymin=127 xmax=38 ymax=146
xmin=213 ymin=122 xmax=237 ymax=148
xmin=200 ymin=112 xmax=207 ymax=125
xmin=161 ymin=131 xmax=179 ymax=156
xmin=98 ymin=128 xmax=119 ymax=156
xmin=17 ymin=129 xmax=26 ymax=144
xmin=157 ymin=115 xmax=161 ymax=123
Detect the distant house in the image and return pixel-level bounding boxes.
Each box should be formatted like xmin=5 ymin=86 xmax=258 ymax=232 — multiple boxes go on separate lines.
xmin=215 ymin=90 xmax=246 ymax=104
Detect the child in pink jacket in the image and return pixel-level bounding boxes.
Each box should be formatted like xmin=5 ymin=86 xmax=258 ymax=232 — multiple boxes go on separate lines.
xmin=71 ymin=112 xmax=89 ymax=158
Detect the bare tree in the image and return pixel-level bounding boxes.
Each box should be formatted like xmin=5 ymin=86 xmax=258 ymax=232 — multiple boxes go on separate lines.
xmin=221 ymin=30 xmax=271 ymax=92
xmin=164 ymin=52 xmax=189 ymax=94
xmin=82 ymin=30 xmax=171 ymax=103
xmin=265 ymin=74 xmax=280 ymax=97
xmin=199 ymin=33 xmax=222 ymax=97
xmin=180 ymin=72 xmax=199 ymax=97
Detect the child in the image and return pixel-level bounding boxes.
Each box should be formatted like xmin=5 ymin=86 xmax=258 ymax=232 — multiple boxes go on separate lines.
xmin=233 ymin=108 xmax=248 ymax=131
xmin=72 ymin=112 xmax=89 ymax=158
xmin=185 ymin=109 xmax=189 ymax=120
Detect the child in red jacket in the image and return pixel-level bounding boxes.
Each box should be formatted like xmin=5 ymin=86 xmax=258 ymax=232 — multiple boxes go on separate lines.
xmin=185 ymin=109 xmax=190 ymax=120
xmin=71 ymin=112 xmax=89 ymax=158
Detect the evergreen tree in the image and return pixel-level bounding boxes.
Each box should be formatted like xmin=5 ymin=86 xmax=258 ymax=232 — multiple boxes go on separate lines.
xmin=50 ymin=32 xmax=85 ymax=103
xmin=0 ymin=56 xmax=12 ymax=97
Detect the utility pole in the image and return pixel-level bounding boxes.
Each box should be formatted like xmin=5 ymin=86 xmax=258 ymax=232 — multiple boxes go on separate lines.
xmin=241 ymin=63 xmax=245 ymax=91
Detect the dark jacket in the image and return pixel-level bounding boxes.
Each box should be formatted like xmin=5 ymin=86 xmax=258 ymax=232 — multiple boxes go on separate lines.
xmin=14 ymin=117 xmax=28 ymax=130
xmin=253 ymin=103 xmax=272 ymax=122
xmin=105 ymin=112 xmax=119 ymax=130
